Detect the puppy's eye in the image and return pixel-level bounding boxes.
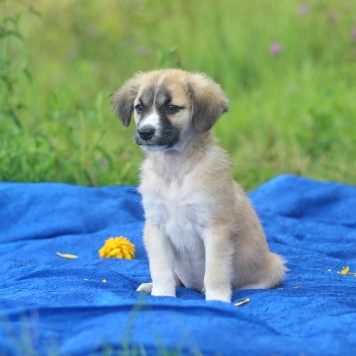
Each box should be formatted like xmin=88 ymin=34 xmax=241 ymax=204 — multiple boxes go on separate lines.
xmin=135 ymin=104 xmax=144 ymax=114
xmin=166 ymin=104 xmax=180 ymax=114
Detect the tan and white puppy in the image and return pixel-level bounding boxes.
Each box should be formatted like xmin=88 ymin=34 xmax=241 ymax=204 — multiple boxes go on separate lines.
xmin=112 ymin=69 xmax=286 ymax=302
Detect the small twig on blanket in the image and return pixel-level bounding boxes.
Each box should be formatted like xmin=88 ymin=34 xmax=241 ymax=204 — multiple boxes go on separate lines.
xmin=234 ymin=297 xmax=250 ymax=307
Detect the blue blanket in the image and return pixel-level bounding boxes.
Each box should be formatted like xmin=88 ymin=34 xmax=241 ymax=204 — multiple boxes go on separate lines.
xmin=0 ymin=175 xmax=355 ymax=355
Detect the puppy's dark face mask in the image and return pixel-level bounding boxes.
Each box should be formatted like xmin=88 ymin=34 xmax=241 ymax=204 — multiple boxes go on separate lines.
xmin=132 ymin=84 xmax=185 ymax=152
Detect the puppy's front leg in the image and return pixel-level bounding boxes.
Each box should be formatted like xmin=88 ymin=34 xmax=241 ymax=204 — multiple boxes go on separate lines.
xmin=203 ymin=225 xmax=234 ymax=303
xmin=144 ymin=222 xmax=176 ymax=297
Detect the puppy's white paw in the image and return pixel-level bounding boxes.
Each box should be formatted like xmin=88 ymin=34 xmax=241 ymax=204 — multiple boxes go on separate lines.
xmin=137 ymin=282 xmax=153 ymax=293
xmin=151 ymin=285 xmax=176 ymax=297
xmin=205 ymin=291 xmax=231 ymax=303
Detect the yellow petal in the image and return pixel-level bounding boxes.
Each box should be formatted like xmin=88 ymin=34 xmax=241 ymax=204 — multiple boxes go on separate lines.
xmin=337 ymin=266 xmax=350 ymax=275
xmin=102 ymin=279 xmax=107 ymax=283
xmin=108 ymin=249 xmax=118 ymax=257
xmin=234 ymin=297 xmax=250 ymax=307
xmin=56 ymin=252 xmax=78 ymax=259
xmin=122 ymin=250 xmax=133 ymax=260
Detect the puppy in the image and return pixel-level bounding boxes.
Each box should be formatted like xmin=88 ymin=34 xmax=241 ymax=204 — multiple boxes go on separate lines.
xmin=112 ymin=69 xmax=286 ymax=302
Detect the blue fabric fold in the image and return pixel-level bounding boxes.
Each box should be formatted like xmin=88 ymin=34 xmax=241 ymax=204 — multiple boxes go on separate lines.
xmin=0 ymin=175 xmax=355 ymax=355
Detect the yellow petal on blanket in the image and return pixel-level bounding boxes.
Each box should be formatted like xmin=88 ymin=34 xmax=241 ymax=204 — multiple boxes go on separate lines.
xmin=102 ymin=279 xmax=107 ymax=283
xmin=336 ymin=266 xmax=356 ymax=276
xmin=234 ymin=297 xmax=250 ymax=307
xmin=56 ymin=252 xmax=78 ymax=259
xmin=337 ymin=266 xmax=350 ymax=275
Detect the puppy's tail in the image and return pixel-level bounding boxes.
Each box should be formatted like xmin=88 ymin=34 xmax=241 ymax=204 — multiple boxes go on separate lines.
xmin=264 ymin=252 xmax=288 ymax=288
xmin=239 ymin=253 xmax=287 ymax=290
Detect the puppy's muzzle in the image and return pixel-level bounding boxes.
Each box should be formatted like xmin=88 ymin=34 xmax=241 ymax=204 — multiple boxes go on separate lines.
xmin=137 ymin=126 xmax=156 ymax=141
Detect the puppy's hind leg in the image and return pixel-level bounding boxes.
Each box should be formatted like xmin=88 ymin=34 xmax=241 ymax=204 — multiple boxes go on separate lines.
xmin=137 ymin=282 xmax=153 ymax=293
xmin=137 ymin=275 xmax=183 ymax=294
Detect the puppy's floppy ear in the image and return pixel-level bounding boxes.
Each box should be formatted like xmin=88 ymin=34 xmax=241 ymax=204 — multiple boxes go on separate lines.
xmin=111 ymin=72 xmax=143 ymax=127
xmin=188 ymin=73 xmax=229 ymax=132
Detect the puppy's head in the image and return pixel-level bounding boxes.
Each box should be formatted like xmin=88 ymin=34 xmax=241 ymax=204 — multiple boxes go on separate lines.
xmin=112 ymin=69 xmax=228 ymax=152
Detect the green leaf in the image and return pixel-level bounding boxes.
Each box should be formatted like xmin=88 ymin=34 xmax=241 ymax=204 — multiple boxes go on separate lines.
xmin=23 ymin=67 xmax=33 ymax=82
xmin=4 ymin=109 xmax=22 ymax=129
xmin=28 ymin=6 xmax=42 ymax=18
xmin=3 ymin=17 xmax=19 ymax=26
xmin=0 ymin=29 xmax=24 ymax=40
xmin=0 ymin=76 xmax=14 ymax=92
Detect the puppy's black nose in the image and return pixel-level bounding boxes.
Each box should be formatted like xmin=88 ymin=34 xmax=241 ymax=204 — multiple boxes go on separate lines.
xmin=138 ymin=126 xmax=155 ymax=141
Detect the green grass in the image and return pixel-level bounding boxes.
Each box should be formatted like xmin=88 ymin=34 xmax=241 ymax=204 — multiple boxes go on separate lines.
xmin=1 ymin=0 xmax=355 ymax=190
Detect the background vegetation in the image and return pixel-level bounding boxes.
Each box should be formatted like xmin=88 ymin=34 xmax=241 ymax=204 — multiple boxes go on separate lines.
xmin=1 ymin=0 xmax=355 ymax=190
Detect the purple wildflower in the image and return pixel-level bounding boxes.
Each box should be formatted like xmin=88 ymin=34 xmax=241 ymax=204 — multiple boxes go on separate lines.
xmin=136 ymin=46 xmax=150 ymax=57
xmin=298 ymin=5 xmax=309 ymax=15
xmin=270 ymin=42 xmax=282 ymax=56
xmin=100 ymin=157 xmax=109 ymax=167
xmin=351 ymin=28 xmax=356 ymax=42
xmin=328 ymin=12 xmax=339 ymax=23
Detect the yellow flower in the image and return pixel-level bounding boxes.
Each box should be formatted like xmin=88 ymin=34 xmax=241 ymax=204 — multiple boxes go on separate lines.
xmin=98 ymin=236 xmax=135 ymax=260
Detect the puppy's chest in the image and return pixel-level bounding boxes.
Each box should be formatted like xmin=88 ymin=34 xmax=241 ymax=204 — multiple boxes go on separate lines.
xmin=141 ymin=182 xmax=206 ymax=246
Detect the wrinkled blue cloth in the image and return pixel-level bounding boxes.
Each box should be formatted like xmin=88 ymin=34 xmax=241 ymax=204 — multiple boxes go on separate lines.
xmin=0 ymin=175 xmax=355 ymax=355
